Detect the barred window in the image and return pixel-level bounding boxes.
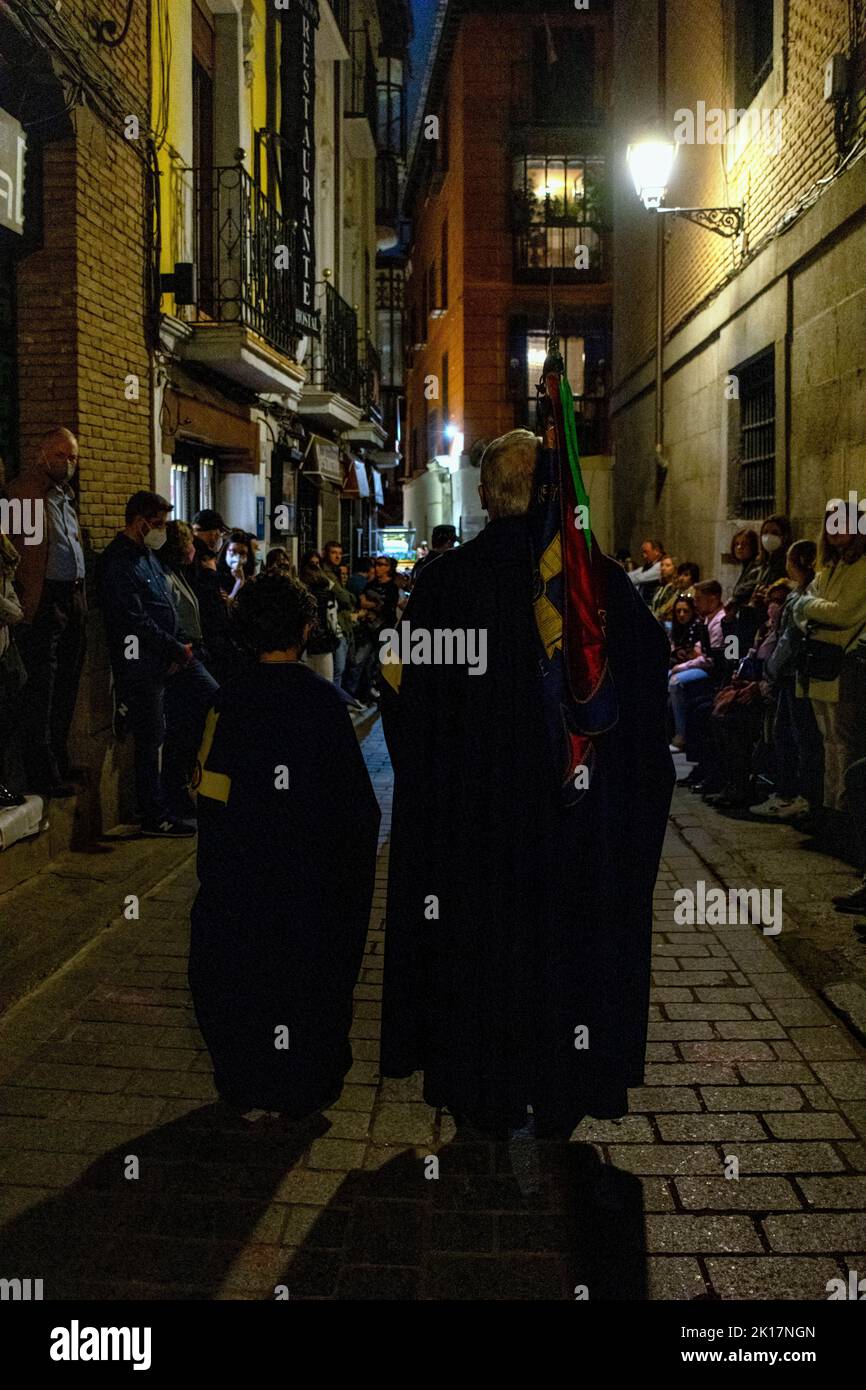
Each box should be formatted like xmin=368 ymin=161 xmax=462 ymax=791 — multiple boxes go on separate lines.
xmin=512 ymin=155 xmax=608 ymax=280
xmin=737 ymin=350 xmax=776 ymax=519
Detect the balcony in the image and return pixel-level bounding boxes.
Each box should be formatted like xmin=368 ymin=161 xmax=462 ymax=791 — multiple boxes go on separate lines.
xmin=375 ymin=151 xmax=400 ymax=249
xmin=345 ymin=28 xmax=377 ymax=160
xmin=297 ymin=281 xmax=364 ymax=432
xmin=181 ymin=163 xmax=305 ymax=399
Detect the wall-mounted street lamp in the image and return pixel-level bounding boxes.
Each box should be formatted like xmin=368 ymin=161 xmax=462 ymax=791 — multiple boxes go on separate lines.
xmin=626 ymin=136 xmax=743 ymax=238
xmin=626 ymin=130 xmax=745 ymax=501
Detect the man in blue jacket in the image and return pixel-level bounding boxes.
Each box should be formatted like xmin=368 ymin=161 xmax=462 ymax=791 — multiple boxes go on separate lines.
xmin=99 ymin=492 xmax=196 ymax=837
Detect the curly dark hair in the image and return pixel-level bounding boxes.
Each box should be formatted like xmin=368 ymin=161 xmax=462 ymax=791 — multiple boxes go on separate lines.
xmin=231 ymin=573 xmax=318 ymax=655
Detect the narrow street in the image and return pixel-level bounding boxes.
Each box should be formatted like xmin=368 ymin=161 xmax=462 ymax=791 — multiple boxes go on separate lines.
xmin=0 ymin=721 xmax=865 ymax=1301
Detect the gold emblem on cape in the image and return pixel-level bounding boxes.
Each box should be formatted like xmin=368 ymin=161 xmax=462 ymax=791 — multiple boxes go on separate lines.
xmin=533 ymin=533 xmax=564 ymax=659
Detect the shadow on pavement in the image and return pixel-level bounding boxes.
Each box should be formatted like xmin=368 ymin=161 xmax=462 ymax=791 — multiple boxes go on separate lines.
xmin=0 ymin=1109 xmax=648 ymax=1300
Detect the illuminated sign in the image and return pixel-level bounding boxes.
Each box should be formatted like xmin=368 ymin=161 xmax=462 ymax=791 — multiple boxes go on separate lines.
xmin=0 ymin=109 xmax=25 ymax=236
xmin=280 ymin=0 xmax=320 ymax=334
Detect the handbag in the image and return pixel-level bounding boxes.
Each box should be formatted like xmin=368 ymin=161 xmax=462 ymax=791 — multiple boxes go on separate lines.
xmin=796 ymin=637 xmax=846 ymax=686
xmin=0 ymin=639 xmax=28 ymax=699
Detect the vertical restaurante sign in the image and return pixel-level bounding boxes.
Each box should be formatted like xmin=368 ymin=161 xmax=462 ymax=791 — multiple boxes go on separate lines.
xmin=278 ymin=0 xmax=320 ymax=335
xmin=0 ymin=108 xmax=26 ymax=236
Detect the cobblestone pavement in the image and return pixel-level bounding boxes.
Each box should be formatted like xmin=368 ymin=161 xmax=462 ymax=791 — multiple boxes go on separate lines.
xmin=1 ymin=722 xmax=865 ymax=1301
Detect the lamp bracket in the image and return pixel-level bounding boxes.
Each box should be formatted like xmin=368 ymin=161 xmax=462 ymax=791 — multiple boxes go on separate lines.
xmin=657 ymin=205 xmax=744 ymax=238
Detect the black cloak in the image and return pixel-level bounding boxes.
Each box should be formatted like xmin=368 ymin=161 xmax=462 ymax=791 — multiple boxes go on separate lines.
xmin=189 ymin=663 xmax=380 ymax=1116
xmin=380 ymin=516 xmax=674 ymax=1136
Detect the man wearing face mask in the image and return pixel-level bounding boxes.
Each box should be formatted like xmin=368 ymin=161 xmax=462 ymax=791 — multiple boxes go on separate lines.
xmin=99 ymin=492 xmax=196 ymax=837
xmin=6 ymin=428 xmax=87 ymax=798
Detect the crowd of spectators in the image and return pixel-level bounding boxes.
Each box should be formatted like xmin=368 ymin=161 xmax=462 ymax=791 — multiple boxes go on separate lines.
xmin=622 ymin=506 xmax=866 ymax=918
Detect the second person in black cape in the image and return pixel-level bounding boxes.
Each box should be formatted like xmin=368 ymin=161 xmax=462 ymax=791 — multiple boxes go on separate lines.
xmin=189 ymin=574 xmax=380 ymax=1119
xmin=380 ymin=430 xmax=675 ymax=1138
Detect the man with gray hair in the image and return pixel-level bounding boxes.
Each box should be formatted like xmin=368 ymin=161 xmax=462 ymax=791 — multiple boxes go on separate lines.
xmin=382 ymin=427 xmax=672 ymax=1139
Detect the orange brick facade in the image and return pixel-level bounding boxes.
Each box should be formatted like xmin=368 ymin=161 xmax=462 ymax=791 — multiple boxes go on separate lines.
xmin=405 ymin=3 xmax=614 ymax=480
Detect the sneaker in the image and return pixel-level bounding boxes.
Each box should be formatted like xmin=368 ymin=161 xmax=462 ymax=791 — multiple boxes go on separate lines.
xmin=833 ymin=883 xmax=866 ymax=915
xmin=140 ymin=818 xmax=196 ymax=838
xmin=669 ymin=735 xmax=686 ymax=752
xmin=749 ymin=793 xmax=786 ymax=817
xmin=773 ymin=795 xmax=811 ymax=821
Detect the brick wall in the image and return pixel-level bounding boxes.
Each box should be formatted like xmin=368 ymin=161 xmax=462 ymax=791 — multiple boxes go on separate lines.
xmin=14 ymin=0 xmax=151 ymax=548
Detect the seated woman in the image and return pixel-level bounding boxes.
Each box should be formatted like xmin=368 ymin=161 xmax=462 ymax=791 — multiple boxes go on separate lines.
xmin=669 ymin=593 xmax=701 ymax=665
xmin=651 ymin=555 xmax=680 ymax=621
xmin=188 ymin=574 xmax=381 ymax=1122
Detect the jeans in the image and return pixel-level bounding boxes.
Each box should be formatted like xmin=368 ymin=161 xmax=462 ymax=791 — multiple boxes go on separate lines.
xmin=123 ymin=679 xmax=167 ymax=825
xmin=163 ymin=655 xmax=218 ymax=818
xmin=344 ymin=641 xmax=374 ymax=699
xmin=16 ymin=581 xmax=87 ymax=791
xmin=333 ymin=634 xmax=349 ymax=687
xmin=669 ymin=668 xmax=709 ymax=738
xmin=774 ymin=681 xmax=823 ymax=805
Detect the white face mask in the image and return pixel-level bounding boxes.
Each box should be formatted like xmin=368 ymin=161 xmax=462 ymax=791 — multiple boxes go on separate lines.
xmin=762 ymin=533 xmax=783 ymax=553
xmin=143 ymin=525 xmax=167 ymax=551
xmin=227 ymin=551 xmax=244 ymax=570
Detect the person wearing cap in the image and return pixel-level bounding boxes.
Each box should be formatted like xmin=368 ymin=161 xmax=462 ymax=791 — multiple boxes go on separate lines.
xmin=792 ymin=499 xmax=866 ymax=819
xmin=193 ymin=509 xmax=227 ymax=556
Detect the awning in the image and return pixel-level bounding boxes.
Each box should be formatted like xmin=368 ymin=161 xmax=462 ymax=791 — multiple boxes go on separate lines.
xmin=342 ymin=457 xmax=370 ymax=499
xmin=305 ymin=433 xmax=343 ymax=485
xmin=162 ymin=386 xmax=258 ymax=467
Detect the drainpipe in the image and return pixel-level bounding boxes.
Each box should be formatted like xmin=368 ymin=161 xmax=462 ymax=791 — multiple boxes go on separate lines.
xmin=655 ymin=0 xmax=667 ymax=484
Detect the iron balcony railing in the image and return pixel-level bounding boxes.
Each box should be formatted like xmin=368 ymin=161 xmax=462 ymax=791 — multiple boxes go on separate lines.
xmin=311 ymin=281 xmax=359 ymax=400
xmin=346 ymin=27 xmax=377 ymax=134
xmin=360 ymin=337 xmax=383 ymax=425
xmin=192 ymin=163 xmax=298 ymax=358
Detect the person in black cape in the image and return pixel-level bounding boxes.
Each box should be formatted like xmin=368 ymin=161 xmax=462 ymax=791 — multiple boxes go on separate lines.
xmin=189 ymin=573 xmax=380 ymax=1118
xmin=380 ymin=430 xmax=674 ymax=1138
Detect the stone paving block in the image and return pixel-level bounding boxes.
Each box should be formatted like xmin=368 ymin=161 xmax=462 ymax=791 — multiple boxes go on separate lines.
xmin=769 ymin=1000 xmax=834 ymax=1026
xmin=645 ymin=1215 xmax=763 ymax=1253
xmin=839 ymin=1141 xmax=866 ymax=1169
xmin=664 ymin=1004 xmax=752 ymax=1020
xmin=812 ymin=1062 xmax=866 ymax=1101
xmin=737 ymin=1063 xmax=816 ymax=1085
xmin=52 ymin=1092 xmax=166 ymax=1127
xmin=122 ymin=1070 xmax=217 ymax=1100
xmin=372 ymin=1104 xmax=436 ymax=1146
xmin=0 ymin=1086 xmax=68 ymax=1117
xmin=800 ymin=1177 xmax=866 ymax=1208
xmin=647 ymin=1023 xmax=715 ymax=1041
xmin=716 ymin=1022 xmax=787 ymax=1039
xmin=651 ymin=988 xmax=694 ymax=1003
xmin=694 ymin=987 xmax=761 ymax=1004
xmin=322 ymin=1109 xmax=371 ymax=1141
xmin=657 ymin=1113 xmax=766 ymax=1142
xmin=787 ymin=1028 xmax=859 ymax=1060
xmin=274 ymin=1168 xmax=346 ymax=1205
xmin=763 ymin=1213 xmax=866 ymax=1252
xmin=644 ymin=1042 xmax=679 ymax=1062
xmin=675 ymin=1176 xmax=801 ymax=1211
xmin=307 ymin=1138 xmax=367 ymax=1171
xmin=644 ymin=1064 xmax=738 ymax=1086
xmin=332 ymin=1085 xmax=377 ymax=1112
xmin=706 ymin=1256 xmax=842 ymax=1300
xmin=724 ymin=1143 xmax=844 ymax=1173
xmin=654 ymin=972 xmax=730 ymax=988
xmin=652 ymin=943 xmax=711 ymax=957
xmin=628 ymin=1087 xmax=701 ymax=1113
xmin=801 ymin=1085 xmax=836 ymax=1110
xmin=572 ymin=1116 xmax=654 ymax=1143
xmin=424 ymin=1253 xmax=566 ymax=1300
xmin=0 ymin=1149 xmax=96 ymax=1187
xmin=7 ymin=1063 xmax=133 ymax=1093
xmin=679 ymin=1041 xmax=774 ymax=1063
xmin=765 ymin=1113 xmax=855 ymax=1140
xmin=678 ymin=956 xmax=735 ymax=970
xmin=606 ymin=1145 xmax=723 ymax=1175
xmin=749 ymin=974 xmax=810 ymax=1000
xmin=645 ymin=1257 xmax=709 ymax=1300
xmin=701 ymin=1086 xmax=804 ymax=1112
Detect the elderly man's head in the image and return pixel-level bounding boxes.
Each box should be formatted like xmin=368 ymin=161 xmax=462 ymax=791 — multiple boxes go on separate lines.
xmin=478 ymin=430 xmax=539 ymax=520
